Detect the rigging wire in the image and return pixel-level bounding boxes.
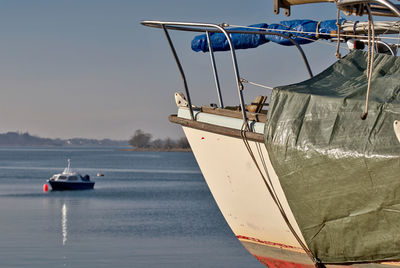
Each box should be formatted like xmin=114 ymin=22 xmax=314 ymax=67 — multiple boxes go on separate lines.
xmin=240 ymin=78 xmax=274 ymax=90
xmin=234 ymin=7 xmax=378 ymax=264
xmin=239 ymin=122 xmax=325 ymax=268
xmin=361 ymin=4 xmax=376 ymax=120
xmin=378 ymin=20 xmax=400 ymax=36
xmin=195 ymin=3 xmax=394 ymax=266
xmin=255 ymin=141 xmax=277 ymax=193
xmin=228 ymin=23 xmax=400 ymax=42
xmin=336 ymin=8 xmax=342 ymax=58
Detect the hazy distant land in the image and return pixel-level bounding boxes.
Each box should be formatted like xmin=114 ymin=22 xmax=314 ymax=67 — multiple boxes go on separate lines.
xmin=0 ymin=131 xmax=191 ymax=151
xmin=0 ymin=132 xmax=128 ymax=147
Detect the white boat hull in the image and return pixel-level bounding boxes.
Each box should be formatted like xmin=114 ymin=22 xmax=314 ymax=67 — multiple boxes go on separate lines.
xmin=176 ymin=110 xmax=400 ymax=268
xmin=181 ymin=125 xmax=316 ymax=267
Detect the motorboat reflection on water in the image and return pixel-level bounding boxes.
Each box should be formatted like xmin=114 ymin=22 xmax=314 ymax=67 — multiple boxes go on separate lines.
xmin=47 ymin=159 xmax=95 ymax=191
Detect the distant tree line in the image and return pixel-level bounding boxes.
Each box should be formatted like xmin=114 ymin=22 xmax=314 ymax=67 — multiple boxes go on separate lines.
xmin=129 ymin=129 xmax=190 ymax=150
xmin=0 ymin=132 xmax=62 ymax=146
xmin=0 ymin=131 xmax=128 ymax=147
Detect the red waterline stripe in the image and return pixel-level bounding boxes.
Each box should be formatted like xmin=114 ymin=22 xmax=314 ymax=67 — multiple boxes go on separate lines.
xmin=254 ymin=255 xmax=315 ymax=268
xmin=236 ymin=235 xmax=303 ymax=251
xmin=241 ymin=236 xmax=400 ymax=268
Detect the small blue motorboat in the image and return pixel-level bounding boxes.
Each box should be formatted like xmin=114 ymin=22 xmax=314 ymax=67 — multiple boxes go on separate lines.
xmin=47 ymin=159 xmax=95 ymax=191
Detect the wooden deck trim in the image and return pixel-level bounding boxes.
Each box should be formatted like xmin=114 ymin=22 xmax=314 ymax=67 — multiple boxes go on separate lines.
xmin=201 ymin=106 xmax=267 ymax=123
xmin=169 ymin=115 xmax=265 ymax=143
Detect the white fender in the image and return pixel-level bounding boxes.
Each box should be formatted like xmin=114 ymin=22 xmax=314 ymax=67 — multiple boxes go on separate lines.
xmin=394 ymin=120 xmax=400 ymax=143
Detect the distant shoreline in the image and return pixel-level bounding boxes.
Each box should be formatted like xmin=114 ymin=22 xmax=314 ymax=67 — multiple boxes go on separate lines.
xmin=120 ymin=148 xmax=192 ymax=152
xmin=0 ymin=131 xmax=127 ymax=147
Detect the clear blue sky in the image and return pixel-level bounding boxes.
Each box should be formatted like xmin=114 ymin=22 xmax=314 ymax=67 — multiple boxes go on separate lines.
xmin=0 ymin=1 xmax=345 ymax=140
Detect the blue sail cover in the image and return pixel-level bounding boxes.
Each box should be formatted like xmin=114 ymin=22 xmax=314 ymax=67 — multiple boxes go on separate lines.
xmin=266 ymin=19 xmax=342 ymax=46
xmin=191 ymin=23 xmax=269 ymax=53
xmin=191 ymin=19 xmax=343 ymax=52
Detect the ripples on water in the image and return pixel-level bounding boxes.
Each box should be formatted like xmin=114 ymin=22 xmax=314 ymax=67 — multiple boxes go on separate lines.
xmin=0 ymin=147 xmax=263 ymax=268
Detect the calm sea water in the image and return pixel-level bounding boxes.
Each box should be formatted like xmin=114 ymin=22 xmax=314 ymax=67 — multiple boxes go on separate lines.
xmin=0 ymin=147 xmax=263 ymax=268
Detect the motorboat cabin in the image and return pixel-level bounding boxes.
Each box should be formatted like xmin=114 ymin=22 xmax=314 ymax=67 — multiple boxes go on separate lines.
xmin=47 ymin=159 xmax=95 ymax=191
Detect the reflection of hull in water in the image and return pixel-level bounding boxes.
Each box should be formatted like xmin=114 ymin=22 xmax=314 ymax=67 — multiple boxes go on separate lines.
xmin=48 ymin=181 xmax=95 ymax=191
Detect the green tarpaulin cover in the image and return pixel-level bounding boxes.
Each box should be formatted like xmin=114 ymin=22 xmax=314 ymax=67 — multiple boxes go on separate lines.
xmin=264 ymin=50 xmax=400 ymax=264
